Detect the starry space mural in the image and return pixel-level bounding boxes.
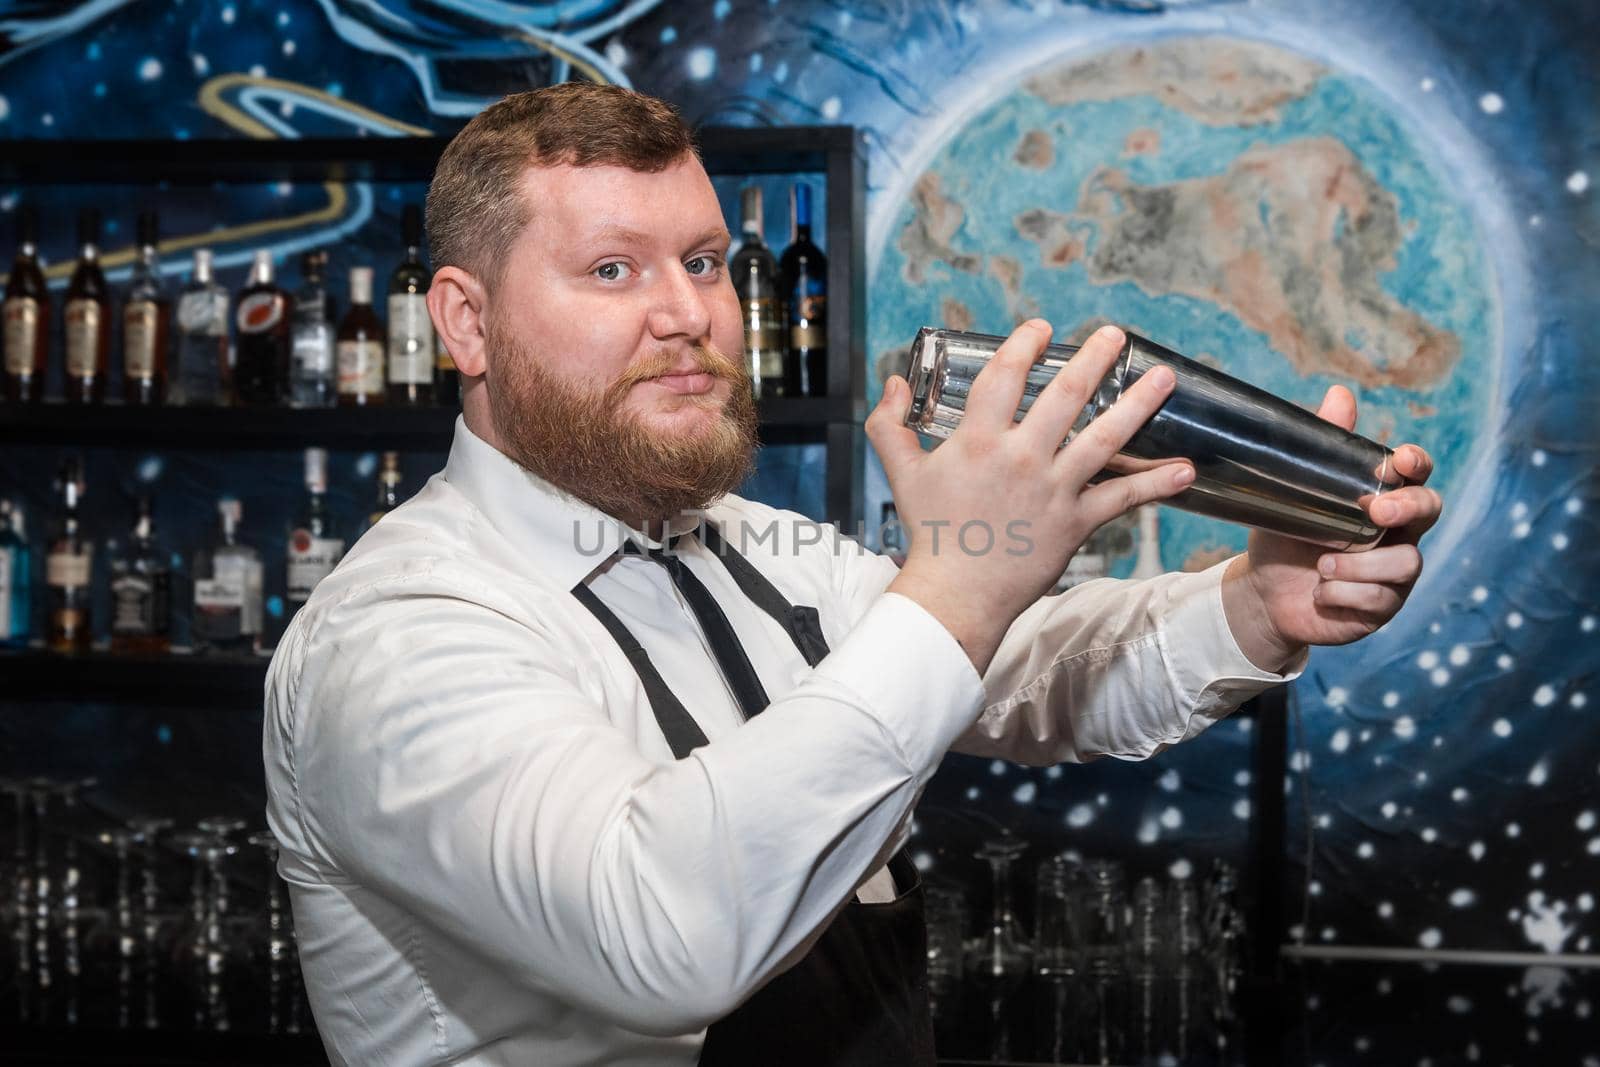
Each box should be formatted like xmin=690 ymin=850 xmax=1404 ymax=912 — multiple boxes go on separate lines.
xmin=1 ymin=4 xmax=1596 ymax=1053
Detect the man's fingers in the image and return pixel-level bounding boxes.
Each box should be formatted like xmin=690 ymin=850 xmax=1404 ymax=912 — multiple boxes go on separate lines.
xmin=1370 ymin=485 xmax=1444 ymax=542
xmin=1077 ymin=462 xmax=1195 ymax=529
xmin=1018 ymin=324 xmax=1129 ymax=448
xmin=1392 ymin=443 xmax=1435 ymax=486
xmin=865 ymin=375 xmax=926 ymax=475
xmin=961 ymin=318 xmax=1055 ymax=435
xmin=1317 ymin=543 xmax=1422 ymax=586
xmin=1054 ymin=358 xmax=1176 ymax=482
xmin=1316 ymin=384 xmax=1358 ymax=431
xmin=1312 ymin=580 xmax=1404 ymax=617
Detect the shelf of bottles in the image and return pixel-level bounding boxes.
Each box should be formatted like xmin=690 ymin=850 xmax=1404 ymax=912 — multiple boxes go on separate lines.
xmin=0 ymin=126 xmax=867 ymax=670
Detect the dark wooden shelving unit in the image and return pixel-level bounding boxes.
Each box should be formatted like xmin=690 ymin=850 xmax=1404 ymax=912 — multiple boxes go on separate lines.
xmin=0 ymin=395 xmax=850 ymax=451
xmin=0 ymin=648 xmax=269 ymax=707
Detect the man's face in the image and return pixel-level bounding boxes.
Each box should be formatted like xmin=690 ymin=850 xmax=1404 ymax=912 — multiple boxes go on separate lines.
xmin=482 ymin=154 xmax=756 ymax=525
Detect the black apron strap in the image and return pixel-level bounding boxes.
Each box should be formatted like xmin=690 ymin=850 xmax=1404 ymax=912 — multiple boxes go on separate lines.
xmin=570 ymin=583 xmax=710 ymax=760
xmin=699 ymin=522 xmax=831 ymax=668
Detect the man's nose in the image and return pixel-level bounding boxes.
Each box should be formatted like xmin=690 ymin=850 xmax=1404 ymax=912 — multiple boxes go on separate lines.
xmin=646 ymin=264 xmax=714 ymax=341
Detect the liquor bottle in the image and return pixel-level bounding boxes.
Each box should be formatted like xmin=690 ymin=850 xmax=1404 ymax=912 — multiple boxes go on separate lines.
xmin=434 ymin=331 xmax=459 ymax=405
xmin=46 ymin=458 xmax=93 ymax=653
xmin=367 ymin=451 xmax=402 ymax=530
xmin=0 ymin=499 xmax=31 ymax=648
xmin=289 ymin=249 xmax=336 ymax=408
xmin=234 ymin=249 xmax=290 ymax=405
xmin=171 ymin=248 xmax=230 ymax=406
xmin=731 ymin=187 xmax=785 ymax=399
xmin=122 ymin=210 xmax=170 ymax=406
xmin=779 ymin=182 xmax=828 ymax=397
xmin=337 ymin=267 xmax=385 ymax=407
xmin=3 ymin=206 xmax=50 ymax=404
xmin=387 ymin=206 xmax=434 ymax=405
xmin=191 ymin=497 xmax=263 ymax=655
xmin=109 ymin=495 xmax=171 ymax=655
xmin=286 ymin=448 xmax=345 ymax=615
xmin=64 ymin=209 xmax=111 ymax=405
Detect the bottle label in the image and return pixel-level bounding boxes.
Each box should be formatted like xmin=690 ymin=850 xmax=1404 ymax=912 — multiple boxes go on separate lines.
xmin=386 ymin=294 xmax=432 ymax=384
xmin=286 ymin=531 xmax=344 ymax=601
xmin=337 ymin=339 xmax=385 ymax=396
xmin=744 ymin=298 xmax=784 ymax=379
xmin=3 ymin=296 xmax=39 ymax=376
xmin=178 ymin=290 xmax=228 ymax=336
xmin=65 ymin=299 xmax=102 ymax=377
xmin=790 ymin=291 xmax=826 ymax=351
xmin=434 ymin=331 xmax=454 ymax=371
xmin=0 ymin=546 xmax=12 ymax=637
xmin=293 ymin=323 xmax=333 ymax=374
xmin=112 ymin=573 xmax=167 ymax=635
xmin=237 ymin=292 xmax=285 ymax=334
xmin=47 ymin=548 xmax=92 ymax=588
xmin=124 ymin=300 xmax=160 ymax=378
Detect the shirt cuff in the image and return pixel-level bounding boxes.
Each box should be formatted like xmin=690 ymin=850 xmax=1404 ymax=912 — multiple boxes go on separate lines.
xmin=813 ymin=591 xmax=986 ymax=783
xmin=1160 ymin=557 xmax=1308 ymax=708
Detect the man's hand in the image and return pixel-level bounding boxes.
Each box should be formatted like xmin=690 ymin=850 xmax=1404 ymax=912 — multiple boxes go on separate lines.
xmin=868 ymin=322 xmax=1196 ymax=674
xmin=1222 ymin=384 xmax=1444 ymax=672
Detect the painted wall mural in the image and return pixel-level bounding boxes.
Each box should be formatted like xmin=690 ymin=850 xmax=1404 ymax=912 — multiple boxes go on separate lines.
xmin=1 ymin=0 xmax=1596 ymax=974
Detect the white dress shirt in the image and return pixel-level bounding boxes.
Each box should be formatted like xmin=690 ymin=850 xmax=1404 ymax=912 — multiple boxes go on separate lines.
xmin=262 ymin=417 xmax=1302 ymax=1067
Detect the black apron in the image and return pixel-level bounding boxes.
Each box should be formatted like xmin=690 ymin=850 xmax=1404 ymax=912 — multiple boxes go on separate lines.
xmin=571 ymin=524 xmax=936 ymax=1066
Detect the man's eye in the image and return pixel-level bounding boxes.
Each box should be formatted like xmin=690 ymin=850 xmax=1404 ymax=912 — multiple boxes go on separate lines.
xmin=686 ymin=255 xmax=721 ymax=276
xmin=595 ymin=262 xmax=632 ymax=281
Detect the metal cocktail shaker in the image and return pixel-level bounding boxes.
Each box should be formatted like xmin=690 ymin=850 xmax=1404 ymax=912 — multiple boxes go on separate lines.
xmin=902 ymin=327 xmax=1407 ymax=551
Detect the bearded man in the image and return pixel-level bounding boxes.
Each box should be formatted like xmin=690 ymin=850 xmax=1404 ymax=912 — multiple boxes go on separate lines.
xmin=263 ymin=83 xmax=1441 ymax=1067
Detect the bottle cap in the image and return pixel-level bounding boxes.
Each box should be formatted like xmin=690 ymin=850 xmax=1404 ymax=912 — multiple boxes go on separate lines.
xmin=791 ymin=183 xmax=813 ymax=229
xmin=218 ymin=497 xmax=242 ymax=525
xmin=249 ymin=248 xmax=275 ymax=285
xmin=402 ymin=204 xmax=422 ymax=248
xmin=740 ymin=187 xmax=763 ymax=235
xmin=349 ymin=266 xmax=374 ymax=304
xmin=137 ymin=210 xmax=159 ymax=249
xmin=304 ymin=447 xmax=328 ymax=492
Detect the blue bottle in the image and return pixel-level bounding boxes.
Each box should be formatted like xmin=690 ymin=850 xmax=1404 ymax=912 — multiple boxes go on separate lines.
xmin=0 ymin=498 xmax=32 ymax=648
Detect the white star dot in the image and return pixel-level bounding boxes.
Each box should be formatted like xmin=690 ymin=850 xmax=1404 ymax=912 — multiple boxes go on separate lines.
xmin=1493 ymin=718 xmax=1512 ymax=737
xmin=1569 ymin=171 xmax=1591 ymax=194
xmin=1479 ymin=93 xmax=1503 ymax=113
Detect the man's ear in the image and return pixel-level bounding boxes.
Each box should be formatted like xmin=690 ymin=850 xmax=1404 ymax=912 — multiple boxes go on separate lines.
xmin=428 ymin=266 xmax=488 ymax=378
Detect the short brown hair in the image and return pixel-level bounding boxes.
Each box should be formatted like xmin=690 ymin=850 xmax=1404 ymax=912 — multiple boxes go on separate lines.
xmin=426 ymin=83 xmax=698 ymax=291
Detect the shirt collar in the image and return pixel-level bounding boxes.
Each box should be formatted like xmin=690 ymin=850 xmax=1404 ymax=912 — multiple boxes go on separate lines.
xmin=443 ymin=416 xmax=709 ymax=590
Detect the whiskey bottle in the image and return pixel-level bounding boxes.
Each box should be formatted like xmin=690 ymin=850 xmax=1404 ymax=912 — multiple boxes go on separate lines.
xmin=286 ymin=447 xmax=345 ymax=615
xmin=191 ymin=498 xmax=263 ymax=655
xmin=367 ymin=451 xmax=403 ymax=530
xmin=0 ymin=498 xmax=31 ymax=648
xmin=171 ymin=248 xmax=230 ymax=406
xmin=122 ymin=210 xmax=170 ymax=406
xmin=779 ymin=183 xmax=828 ymax=397
xmin=387 ymin=206 xmax=433 ymax=405
xmin=109 ymin=495 xmax=171 ymax=655
xmin=234 ymin=249 xmax=290 ymax=405
xmin=731 ymin=187 xmax=785 ymax=399
xmin=337 ymin=267 xmax=384 ymax=406
xmin=64 ymin=209 xmax=111 ymax=405
xmin=3 ymin=206 xmax=49 ymax=404
xmin=289 ymin=249 xmax=336 ymax=408
xmin=46 ymin=458 xmax=93 ymax=653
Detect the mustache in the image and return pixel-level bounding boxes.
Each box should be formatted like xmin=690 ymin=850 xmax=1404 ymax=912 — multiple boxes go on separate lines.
xmin=605 ymin=344 xmax=748 ymax=402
